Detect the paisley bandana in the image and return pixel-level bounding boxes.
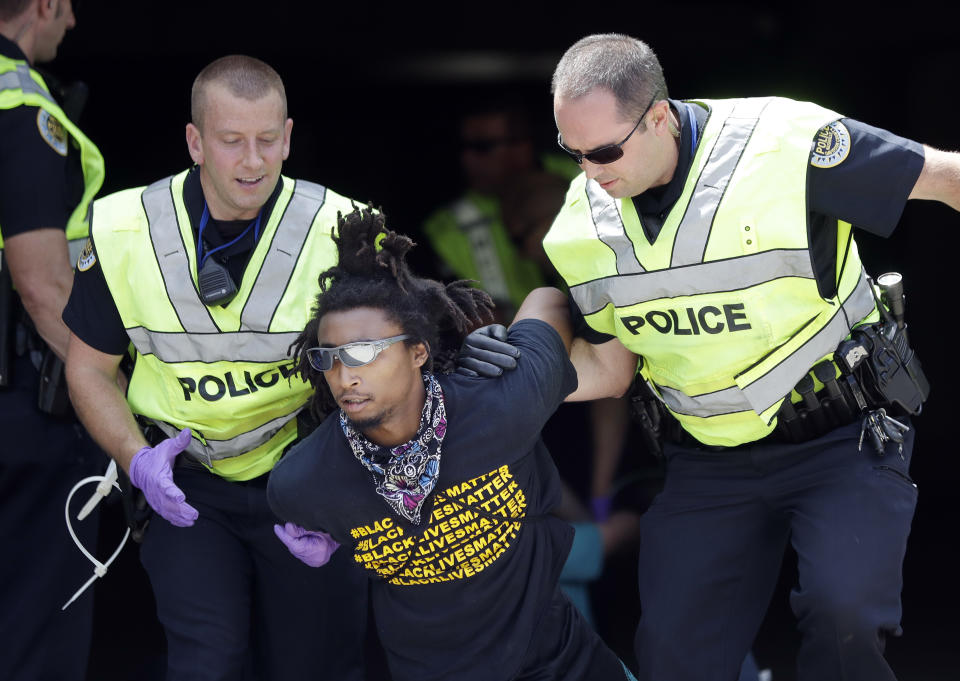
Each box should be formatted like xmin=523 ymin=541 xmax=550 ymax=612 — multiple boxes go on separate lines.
xmin=340 ymin=373 xmax=446 ymax=524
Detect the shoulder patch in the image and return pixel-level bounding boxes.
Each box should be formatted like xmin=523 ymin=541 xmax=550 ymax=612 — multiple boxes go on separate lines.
xmin=810 ymin=120 xmax=850 ymax=168
xmin=36 ymin=109 xmax=68 ymax=156
xmin=76 ymin=239 xmax=97 ymax=271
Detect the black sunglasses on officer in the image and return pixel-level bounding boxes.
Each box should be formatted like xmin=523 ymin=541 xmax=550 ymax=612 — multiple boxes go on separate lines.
xmin=557 ymin=93 xmax=658 ymax=165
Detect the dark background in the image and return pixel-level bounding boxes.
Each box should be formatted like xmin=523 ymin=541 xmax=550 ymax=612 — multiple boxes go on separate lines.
xmin=51 ymin=4 xmax=959 ymax=679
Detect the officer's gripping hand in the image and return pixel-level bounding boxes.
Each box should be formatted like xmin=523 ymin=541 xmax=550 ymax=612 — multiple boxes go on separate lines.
xmin=274 ymin=522 xmax=340 ymax=567
xmin=456 ymin=324 xmax=520 ymax=377
xmin=128 ymin=428 xmax=199 ymax=527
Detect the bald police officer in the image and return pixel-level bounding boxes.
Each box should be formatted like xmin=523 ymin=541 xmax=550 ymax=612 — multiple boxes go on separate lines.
xmin=63 ymin=56 xmax=368 ymax=680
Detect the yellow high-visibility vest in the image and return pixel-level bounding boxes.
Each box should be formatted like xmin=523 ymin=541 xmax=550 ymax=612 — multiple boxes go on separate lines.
xmin=423 ymin=191 xmax=545 ymax=312
xmin=0 ymin=54 xmax=104 ymax=261
xmin=93 ymin=170 xmax=358 ymax=480
xmin=544 ymin=97 xmax=879 ymax=446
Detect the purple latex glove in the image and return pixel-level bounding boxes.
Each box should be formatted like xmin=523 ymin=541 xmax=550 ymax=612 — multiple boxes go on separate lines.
xmin=274 ymin=522 xmax=340 ymax=567
xmin=129 ymin=428 xmax=198 ymax=527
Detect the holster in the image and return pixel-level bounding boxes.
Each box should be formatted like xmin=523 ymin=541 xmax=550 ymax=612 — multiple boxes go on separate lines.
xmin=855 ymin=322 xmax=930 ymax=415
xmin=37 ymin=349 xmax=71 ymax=416
xmin=3 ymin=286 xmax=72 ymax=414
xmin=118 ymin=466 xmax=152 ymax=544
xmin=626 ymin=373 xmax=679 ymax=458
xmin=120 ymin=421 xmax=165 ymax=543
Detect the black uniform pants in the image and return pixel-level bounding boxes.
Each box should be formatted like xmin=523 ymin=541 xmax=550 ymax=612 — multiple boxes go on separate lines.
xmin=0 ymin=353 xmax=105 ymax=681
xmin=139 ymin=464 xmax=368 ymax=681
xmin=634 ymin=419 xmax=917 ymax=681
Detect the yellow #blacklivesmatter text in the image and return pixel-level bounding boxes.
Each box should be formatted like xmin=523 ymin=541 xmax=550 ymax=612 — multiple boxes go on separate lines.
xmin=348 ymin=465 xmax=526 ymax=585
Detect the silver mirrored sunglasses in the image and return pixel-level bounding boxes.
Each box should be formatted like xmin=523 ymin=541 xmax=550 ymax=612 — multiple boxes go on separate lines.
xmin=306 ymin=335 xmax=410 ymax=372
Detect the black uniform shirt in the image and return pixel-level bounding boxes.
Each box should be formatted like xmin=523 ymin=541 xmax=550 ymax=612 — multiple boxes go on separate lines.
xmin=62 ymin=168 xmax=282 ymax=355
xmin=0 ymin=35 xmax=83 ymax=241
xmin=575 ymin=98 xmax=925 ymax=344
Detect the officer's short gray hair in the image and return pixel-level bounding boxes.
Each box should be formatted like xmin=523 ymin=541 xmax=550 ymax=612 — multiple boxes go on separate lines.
xmin=191 ymin=55 xmax=287 ymax=130
xmin=552 ymin=34 xmax=668 ymax=123
xmin=0 ymin=0 xmax=33 ymax=22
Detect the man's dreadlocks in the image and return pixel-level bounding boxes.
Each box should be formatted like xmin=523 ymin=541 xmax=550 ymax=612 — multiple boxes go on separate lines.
xmin=290 ymin=206 xmax=494 ymax=420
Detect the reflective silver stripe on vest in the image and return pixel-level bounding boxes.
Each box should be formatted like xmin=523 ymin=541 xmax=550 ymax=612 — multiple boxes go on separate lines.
xmin=570 ymin=248 xmax=814 ymax=316
xmin=241 ymin=180 xmax=327 ymax=330
xmin=671 ymin=99 xmax=768 ymax=267
xmin=659 ymin=384 xmax=751 ymax=417
xmin=585 ymin=179 xmax=644 ymax=275
xmin=450 ymin=198 xmax=511 ymax=303
xmin=127 ymin=326 xmax=300 ymax=363
xmin=152 ymin=407 xmax=303 ymax=465
xmin=739 ymin=270 xmax=876 ymax=414
xmin=141 ymin=179 xmax=219 ymax=333
xmin=68 ymin=238 xmax=86 ymax=267
xmin=0 ymin=64 xmax=54 ymax=103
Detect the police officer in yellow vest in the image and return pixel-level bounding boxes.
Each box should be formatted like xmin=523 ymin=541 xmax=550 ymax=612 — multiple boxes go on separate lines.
xmin=0 ymin=2 xmax=106 ymax=679
xmin=63 ymin=56 xmax=367 ymax=680
xmin=541 ymin=34 xmax=960 ymax=681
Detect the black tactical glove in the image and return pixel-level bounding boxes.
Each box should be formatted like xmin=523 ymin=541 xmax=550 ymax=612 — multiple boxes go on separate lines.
xmin=456 ymin=324 xmax=520 ymax=377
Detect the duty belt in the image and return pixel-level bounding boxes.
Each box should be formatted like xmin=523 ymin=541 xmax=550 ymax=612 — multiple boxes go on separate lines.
xmin=636 ymin=318 xmax=930 ymax=453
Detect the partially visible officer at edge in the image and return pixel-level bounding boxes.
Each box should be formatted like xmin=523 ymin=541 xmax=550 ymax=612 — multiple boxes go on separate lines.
xmin=537 ymin=34 xmax=960 ymax=681
xmin=0 ymin=1 xmax=106 ymax=680
xmin=62 ymin=55 xmax=368 ymax=680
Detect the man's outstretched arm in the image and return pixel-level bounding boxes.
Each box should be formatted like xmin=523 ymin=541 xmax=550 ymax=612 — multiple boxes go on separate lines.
xmin=511 ymin=287 xmax=637 ymax=402
xmin=567 ymin=337 xmax=637 ymax=402
xmin=909 ymin=146 xmax=960 ymax=211
xmin=511 ymin=287 xmax=573 ymax=352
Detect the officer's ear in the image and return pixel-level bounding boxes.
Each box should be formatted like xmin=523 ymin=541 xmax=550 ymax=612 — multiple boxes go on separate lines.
xmin=185 ymin=123 xmax=204 ymax=166
xmin=282 ymin=117 xmax=293 ymax=161
xmin=648 ymin=100 xmax=674 ymax=137
xmin=37 ymin=0 xmax=55 ymax=19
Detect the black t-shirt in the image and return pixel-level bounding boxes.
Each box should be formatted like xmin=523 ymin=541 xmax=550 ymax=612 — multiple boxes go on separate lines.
xmin=0 ymin=36 xmax=84 ymax=242
xmin=576 ymin=98 xmax=925 ymax=344
xmin=62 ymin=167 xmax=282 ymax=354
xmin=268 ymin=319 xmax=578 ymax=681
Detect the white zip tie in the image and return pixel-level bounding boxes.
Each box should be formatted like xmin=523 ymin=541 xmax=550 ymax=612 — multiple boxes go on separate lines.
xmin=77 ymin=459 xmax=117 ymax=521
xmin=62 ymin=465 xmax=130 ymax=611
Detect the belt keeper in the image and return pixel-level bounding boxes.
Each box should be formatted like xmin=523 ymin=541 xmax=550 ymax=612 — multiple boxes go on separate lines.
xmin=776 ymin=399 xmax=804 ymax=443
xmin=813 ymin=360 xmax=856 ymax=425
xmin=795 ymin=373 xmax=829 ymax=434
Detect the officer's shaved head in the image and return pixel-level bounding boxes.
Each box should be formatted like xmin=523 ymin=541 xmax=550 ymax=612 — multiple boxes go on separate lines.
xmin=191 ymin=55 xmax=287 ymax=131
xmin=552 ymin=34 xmax=668 ymax=123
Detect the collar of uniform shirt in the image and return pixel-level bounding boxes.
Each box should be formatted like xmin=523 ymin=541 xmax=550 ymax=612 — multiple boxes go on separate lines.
xmin=630 ymin=99 xmax=707 ymax=235
xmin=0 ymin=33 xmax=29 ymax=62
xmin=183 ymin=165 xmax=283 ymax=247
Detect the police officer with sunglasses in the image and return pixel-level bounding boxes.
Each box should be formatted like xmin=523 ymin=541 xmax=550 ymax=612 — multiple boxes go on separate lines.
xmin=464 ymin=33 xmax=960 ymax=681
